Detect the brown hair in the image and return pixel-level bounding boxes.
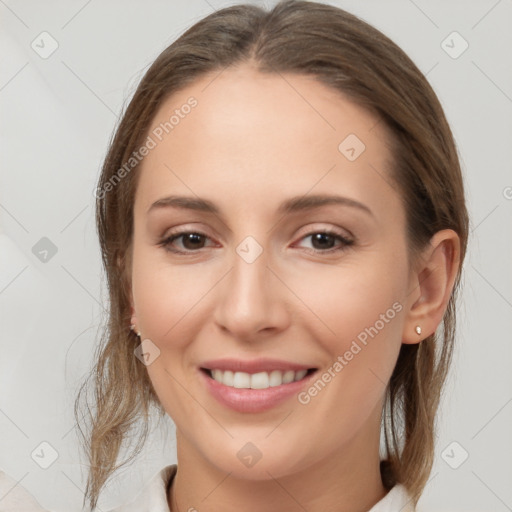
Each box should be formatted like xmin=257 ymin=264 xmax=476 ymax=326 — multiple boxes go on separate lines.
xmin=75 ymin=1 xmax=469 ymax=509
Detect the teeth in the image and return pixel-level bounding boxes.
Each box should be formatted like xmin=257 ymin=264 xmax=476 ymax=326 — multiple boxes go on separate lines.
xmin=222 ymin=370 xmax=234 ymax=386
xmin=208 ymin=368 xmax=309 ymax=389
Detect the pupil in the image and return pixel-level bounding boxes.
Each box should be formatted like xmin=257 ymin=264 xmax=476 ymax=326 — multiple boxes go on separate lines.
xmin=313 ymin=233 xmax=334 ymax=249
xmin=184 ymin=233 xmax=204 ymax=249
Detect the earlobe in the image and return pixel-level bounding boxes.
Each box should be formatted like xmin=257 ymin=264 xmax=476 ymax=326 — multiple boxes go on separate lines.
xmin=129 ymin=306 xmax=141 ymax=337
xmin=402 ymin=229 xmax=461 ymax=344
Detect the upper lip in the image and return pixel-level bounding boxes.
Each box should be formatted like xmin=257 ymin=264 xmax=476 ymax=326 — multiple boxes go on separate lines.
xmin=200 ymin=358 xmax=316 ymax=374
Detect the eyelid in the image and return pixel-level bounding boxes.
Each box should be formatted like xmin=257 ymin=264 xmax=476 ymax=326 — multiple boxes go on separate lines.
xmin=295 ymin=223 xmax=354 ymax=241
xmin=160 ymin=223 xmax=212 ymax=240
xmin=160 ymin=223 xmax=353 ymax=242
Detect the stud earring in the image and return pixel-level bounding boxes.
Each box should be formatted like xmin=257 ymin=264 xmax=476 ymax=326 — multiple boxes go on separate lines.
xmin=415 ymin=325 xmax=422 ymax=335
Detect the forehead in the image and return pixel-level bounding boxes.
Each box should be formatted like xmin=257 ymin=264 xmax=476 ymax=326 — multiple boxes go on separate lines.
xmin=135 ymin=64 xmax=399 ymax=221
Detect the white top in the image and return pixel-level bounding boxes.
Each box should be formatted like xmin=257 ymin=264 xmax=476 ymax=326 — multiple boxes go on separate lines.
xmin=0 ymin=465 xmax=415 ymax=511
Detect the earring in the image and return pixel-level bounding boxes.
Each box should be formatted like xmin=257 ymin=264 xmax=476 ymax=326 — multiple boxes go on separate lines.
xmin=130 ymin=324 xmax=141 ymax=337
xmin=415 ymin=325 xmax=422 ymax=335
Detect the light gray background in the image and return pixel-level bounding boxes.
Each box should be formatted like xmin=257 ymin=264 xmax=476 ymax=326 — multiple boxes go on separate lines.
xmin=1 ymin=1 xmax=511 ymax=511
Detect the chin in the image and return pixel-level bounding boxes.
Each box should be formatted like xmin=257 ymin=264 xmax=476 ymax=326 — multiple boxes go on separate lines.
xmin=198 ymin=437 xmax=311 ymax=481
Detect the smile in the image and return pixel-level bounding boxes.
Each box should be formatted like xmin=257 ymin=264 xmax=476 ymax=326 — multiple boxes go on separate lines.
xmin=198 ymin=359 xmax=319 ymax=413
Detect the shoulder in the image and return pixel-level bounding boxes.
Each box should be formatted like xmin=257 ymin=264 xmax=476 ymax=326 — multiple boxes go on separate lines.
xmin=367 ymin=483 xmax=416 ymax=512
xmin=0 ymin=469 xmax=51 ymax=511
xmin=106 ymin=464 xmax=177 ymax=512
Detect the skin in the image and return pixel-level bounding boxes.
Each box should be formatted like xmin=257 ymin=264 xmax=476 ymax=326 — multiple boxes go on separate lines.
xmin=129 ymin=63 xmax=460 ymax=512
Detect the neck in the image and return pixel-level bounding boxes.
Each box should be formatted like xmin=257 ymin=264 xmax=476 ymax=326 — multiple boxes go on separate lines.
xmin=168 ymin=407 xmax=388 ymax=512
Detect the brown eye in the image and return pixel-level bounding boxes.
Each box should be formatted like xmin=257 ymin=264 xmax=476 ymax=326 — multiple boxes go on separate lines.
xmin=160 ymin=231 xmax=212 ymax=253
xmin=311 ymin=232 xmax=337 ymax=250
xmin=296 ymin=230 xmax=354 ymax=254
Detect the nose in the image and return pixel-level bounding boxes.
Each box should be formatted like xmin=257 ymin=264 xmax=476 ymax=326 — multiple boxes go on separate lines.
xmin=213 ymin=244 xmax=290 ymax=341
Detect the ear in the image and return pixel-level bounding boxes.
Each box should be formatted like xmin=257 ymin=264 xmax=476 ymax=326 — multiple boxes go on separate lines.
xmin=118 ymin=251 xmax=137 ymax=328
xmin=130 ymin=303 xmax=137 ymax=327
xmin=402 ymin=229 xmax=461 ymax=344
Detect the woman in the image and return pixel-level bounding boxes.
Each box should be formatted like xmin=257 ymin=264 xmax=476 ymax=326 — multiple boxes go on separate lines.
xmin=80 ymin=0 xmax=469 ymax=510
xmin=0 ymin=1 xmax=468 ymax=511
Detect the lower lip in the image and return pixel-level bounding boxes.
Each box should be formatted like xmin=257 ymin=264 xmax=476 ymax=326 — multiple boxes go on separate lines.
xmin=199 ymin=369 xmax=317 ymax=413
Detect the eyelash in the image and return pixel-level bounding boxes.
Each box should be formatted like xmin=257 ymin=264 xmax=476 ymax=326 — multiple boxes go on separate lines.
xmin=158 ymin=229 xmax=354 ymax=256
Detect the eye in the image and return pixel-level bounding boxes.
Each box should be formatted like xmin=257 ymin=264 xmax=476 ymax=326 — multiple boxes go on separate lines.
xmin=295 ymin=230 xmax=354 ymax=254
xmin=159 ymin=231 xmax=214 ymax=254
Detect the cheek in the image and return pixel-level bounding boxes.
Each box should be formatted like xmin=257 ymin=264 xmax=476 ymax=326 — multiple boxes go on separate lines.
xmin=294 ymin=264 xmax=405 ymax=433
xmin=285 ymin=253 xmax=406 ymax=347
xmin=131 ymin=246 xmax=213 ymax=342
xmin=131 ymin=253 xmax=206 ymax=416
xmin=284 ymin=253 xmax=407 ymax=414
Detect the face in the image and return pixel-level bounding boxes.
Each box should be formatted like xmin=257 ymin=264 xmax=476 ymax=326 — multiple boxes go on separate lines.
xmin=129 ymin=64 xmax=414 ymax=480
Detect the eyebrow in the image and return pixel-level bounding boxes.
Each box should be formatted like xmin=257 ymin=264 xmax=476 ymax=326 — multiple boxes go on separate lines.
xmin=147 ymin=194 xmax=374 ymax=218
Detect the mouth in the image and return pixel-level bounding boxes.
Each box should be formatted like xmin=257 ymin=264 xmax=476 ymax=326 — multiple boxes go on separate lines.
xmin=200 ymin=367 xmax=317 ymax=389
xmin=198 ymin=365 xmax=319 ymax=413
